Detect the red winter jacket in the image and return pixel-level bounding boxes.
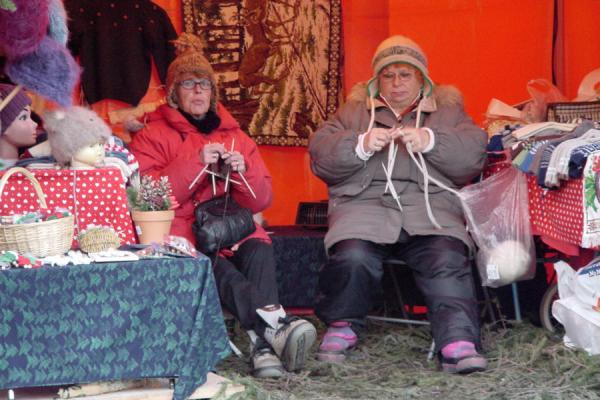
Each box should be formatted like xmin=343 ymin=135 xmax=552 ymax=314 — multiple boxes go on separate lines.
xmin=129 ymin=103 xmax=273 ymax=247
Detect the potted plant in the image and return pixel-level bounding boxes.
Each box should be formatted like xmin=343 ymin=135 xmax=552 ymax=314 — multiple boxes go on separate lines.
xmin=127 ymin=175 xmax=178 ymax=244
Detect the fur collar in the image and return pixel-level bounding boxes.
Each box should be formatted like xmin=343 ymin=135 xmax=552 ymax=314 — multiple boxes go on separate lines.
xmin=347 ymin=82 xmax=464 ymax=112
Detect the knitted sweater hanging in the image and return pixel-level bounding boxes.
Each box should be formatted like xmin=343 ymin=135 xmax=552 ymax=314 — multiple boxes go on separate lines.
xmin=65 ymin=0 xmax=177 ymax=106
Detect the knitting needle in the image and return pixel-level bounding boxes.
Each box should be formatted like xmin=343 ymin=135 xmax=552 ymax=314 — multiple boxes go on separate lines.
xmin=224 ymin=139 xmax=234 ymax=192
xmin=211 ymin=165 xmax=217 ymax=195
xmin=238 ymin=172 xmax=256 ymax=199
xmin=188 ymin=164 xmax=209 ymax=189
xmin=204 ymin=169 xmax=242 ymax=185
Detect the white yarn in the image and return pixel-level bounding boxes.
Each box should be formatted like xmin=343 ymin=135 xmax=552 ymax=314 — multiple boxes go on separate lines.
xmin=486 ymin=240 xmax=531 ymax=285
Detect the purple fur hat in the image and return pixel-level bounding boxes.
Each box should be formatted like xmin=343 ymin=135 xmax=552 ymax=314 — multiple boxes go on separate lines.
xmin=6 ymin=36 xmax=81 ymax=107
xmin=0 ymin=0 xmax=49 ymax=58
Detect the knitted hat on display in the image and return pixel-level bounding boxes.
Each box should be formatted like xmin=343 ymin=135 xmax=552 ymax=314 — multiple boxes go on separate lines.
xmin=0 ymin=84 xmax=32 ymax=135
xmin=45 ymin=106 xmax=112 ymax=165
xmin=366 ymin=35 xmax=434 ymax=99
xmin=0 ymin=0 xmax=49 ymax=58
xmin=6 ymin=35 xmax=81 ymax=107
xmin=47 ymin=0 xmax=69 ymax=46
xmin=166 ymin=33 xmax=217 ymax=112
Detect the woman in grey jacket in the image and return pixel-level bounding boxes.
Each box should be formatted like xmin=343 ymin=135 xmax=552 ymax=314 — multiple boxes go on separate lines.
xmin=309 ymin=35 xmax=488 ymax=374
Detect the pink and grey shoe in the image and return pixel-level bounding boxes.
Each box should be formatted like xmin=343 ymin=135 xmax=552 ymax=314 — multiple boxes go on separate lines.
xmin=316 ymin=321 xmax=358 ymax=363
xmin=440 ymin=340 xmax=487 ymax=374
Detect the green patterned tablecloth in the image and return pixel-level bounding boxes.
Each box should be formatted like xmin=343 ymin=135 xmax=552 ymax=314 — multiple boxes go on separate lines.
xmin=0 ymin=257 xmax=230 ymax=400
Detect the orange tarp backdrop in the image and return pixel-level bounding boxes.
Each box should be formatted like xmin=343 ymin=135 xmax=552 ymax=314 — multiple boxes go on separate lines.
xmin=92 ymin=0 xmax=598 ymax=225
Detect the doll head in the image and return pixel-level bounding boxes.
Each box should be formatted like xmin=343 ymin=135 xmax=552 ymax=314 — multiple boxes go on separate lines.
xmin=0 ymin=84 xmax=37 ymax=159
xmin=44 ymin=106 xmax=111 ymax=167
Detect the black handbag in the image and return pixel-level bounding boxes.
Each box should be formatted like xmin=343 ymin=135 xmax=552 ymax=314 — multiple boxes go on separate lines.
xmin=192 ymin=195 xmax=256 ymax=254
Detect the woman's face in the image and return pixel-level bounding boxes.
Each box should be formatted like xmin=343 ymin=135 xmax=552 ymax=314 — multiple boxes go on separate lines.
xmin=377 ymin=63 xmax=423 ymax=111
xmin=175 ymin=73 xmax=212 ymax=118
xmin=2 ymin=106 xmax=38 ymax=148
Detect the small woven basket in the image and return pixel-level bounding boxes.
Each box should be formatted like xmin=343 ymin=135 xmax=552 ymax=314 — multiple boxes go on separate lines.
xmin=0 ymin=167 xmax=74 ymax=257
xmin=78 ymin=226 xmax=120 ymax=253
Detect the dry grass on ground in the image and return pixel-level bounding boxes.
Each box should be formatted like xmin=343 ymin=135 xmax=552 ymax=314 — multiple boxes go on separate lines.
xmin=215 ymin=317 xmax=600 ymax=400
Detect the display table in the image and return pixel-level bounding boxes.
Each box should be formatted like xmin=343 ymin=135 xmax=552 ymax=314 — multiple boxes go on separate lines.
xmin=0 ymin=168 xmax=137 ymax=247
xmin=0 ymin=256 xmax=229 ymax=400
xmin=269 ymin=226 xmax=326 ymax=308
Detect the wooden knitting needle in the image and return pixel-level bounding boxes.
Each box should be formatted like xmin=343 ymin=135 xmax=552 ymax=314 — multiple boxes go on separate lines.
xmin=188 ymin=164 xmax=209 ymax=189
xmin=211 ymin=166 xmax=217 ymax=195
xmin=204 ymin=169 xmax=242 ymax=185
xmin=224 ymin=139 xmax=234 ymax=192
xmin=238 ymin=171 xmax=256 ymax=199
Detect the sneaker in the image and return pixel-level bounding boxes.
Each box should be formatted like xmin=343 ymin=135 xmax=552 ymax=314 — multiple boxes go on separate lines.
xmin=262 ymin=315 xmax=317 ymax=372
xmin=440 ymin=341 xmax=487 ymax=374
xmin=316 ymin=321 xmax=358 ymax=363
xmin=251 ymin=346 xmax=284 ymax=379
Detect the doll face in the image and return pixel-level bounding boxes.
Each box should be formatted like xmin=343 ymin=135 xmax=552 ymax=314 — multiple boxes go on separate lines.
xmin=2 ymin=106 xmax=38 ymax=148
xmin=175 ymin=73 xmax=212 ymax=118
xmin=378 ymin=63 xmax=423 ymax=111
xmin=72 ymin=142 xmax=105 ymax=167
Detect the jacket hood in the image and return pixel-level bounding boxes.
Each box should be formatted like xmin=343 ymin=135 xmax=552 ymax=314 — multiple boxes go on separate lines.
xmin=347 ymin=81 xmax=464 ymax=113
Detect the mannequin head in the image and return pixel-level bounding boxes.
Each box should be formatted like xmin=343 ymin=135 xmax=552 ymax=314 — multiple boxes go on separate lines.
xmin=0 ymin=84 xmax=37 ymax=160
xmin=44 ymin=106 xmax=111 ymax=167
xmin=70 ymin=141 xmax=106 ymax=169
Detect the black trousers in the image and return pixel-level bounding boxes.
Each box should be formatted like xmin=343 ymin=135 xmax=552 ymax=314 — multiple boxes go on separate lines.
xmin=315 ymin=233 xmax=481 ymax=351
xmin=212 ymin=238 xmax=279 ymax=332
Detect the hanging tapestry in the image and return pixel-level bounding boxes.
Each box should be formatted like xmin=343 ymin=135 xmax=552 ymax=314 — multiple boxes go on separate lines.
xmin=182 ymin=0 xmax=342 ymax=146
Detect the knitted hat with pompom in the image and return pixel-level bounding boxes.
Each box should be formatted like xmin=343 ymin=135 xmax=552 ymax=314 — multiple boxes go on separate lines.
xmin=165 ymin=33 xmax=217 ymax=112
xmin=366 ymin=35 xmax=434 ymax=99
xmin=44 ymin=107 xmax=112 ymax=165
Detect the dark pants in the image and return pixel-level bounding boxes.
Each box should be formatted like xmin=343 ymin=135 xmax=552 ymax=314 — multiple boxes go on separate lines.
xmin=212 ymin=239 xmax=279 ymax=333
xmin=315 ymin=233 xmax=481 ymax=351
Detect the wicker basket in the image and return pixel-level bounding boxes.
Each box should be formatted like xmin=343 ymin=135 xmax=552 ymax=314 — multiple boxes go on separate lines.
xmin=0 ymin=167 xmax=74 ymax=257
xmin=546 ymin=100 xmax=600 ymax=123
xmin=78 ymin=226 xmax=120 ymax=253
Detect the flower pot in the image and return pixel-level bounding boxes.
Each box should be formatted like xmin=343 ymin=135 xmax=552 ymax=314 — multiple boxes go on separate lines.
xmin=131 ymin=210 xmax=175 ymax=245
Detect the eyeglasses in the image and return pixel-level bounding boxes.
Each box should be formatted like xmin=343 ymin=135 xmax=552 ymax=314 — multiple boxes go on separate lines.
xmin=379 ymin=70 xmax=417 ymax=83
xmin=179 ymin=78 xmax=212 ymax=90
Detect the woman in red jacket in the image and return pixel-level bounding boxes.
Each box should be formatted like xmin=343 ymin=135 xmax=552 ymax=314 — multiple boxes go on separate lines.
xmin=129 ymin=33 xmax=315 ymax=378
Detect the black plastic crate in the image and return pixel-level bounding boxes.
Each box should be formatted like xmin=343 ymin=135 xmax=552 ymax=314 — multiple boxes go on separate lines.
xmin=295 ymin=201 xmax=328 ymax=228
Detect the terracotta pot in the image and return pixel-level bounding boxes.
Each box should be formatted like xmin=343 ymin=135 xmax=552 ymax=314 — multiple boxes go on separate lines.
xmin=130 ymin=210 xmax=175 ymax=244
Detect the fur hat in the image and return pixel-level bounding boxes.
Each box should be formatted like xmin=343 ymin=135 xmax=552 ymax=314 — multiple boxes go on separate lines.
xmin=0 ymin=84 xmax=32 ymax=135
xmin=45 ymin=106 xmax=112 ymax=165
xmin=166 ymin=33 xmax=217 ymax=112
xmin=366 ymin=35 xmax=434 ymax=99
xmin=0 ymin=0 xmax=49 ymax=58
xmin=5 ymin=35 xmax=81 ymax=107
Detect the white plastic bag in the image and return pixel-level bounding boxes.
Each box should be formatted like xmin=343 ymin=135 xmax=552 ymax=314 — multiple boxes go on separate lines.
xmin=459 ymin=167 xmax=536 ymax=287
xmin=553 ymin=260 xmax=600 ymax=355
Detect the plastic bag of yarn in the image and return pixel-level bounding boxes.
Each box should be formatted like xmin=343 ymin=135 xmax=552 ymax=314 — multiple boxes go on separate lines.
xmin=458 ymin=167 xmax=535 ymax=287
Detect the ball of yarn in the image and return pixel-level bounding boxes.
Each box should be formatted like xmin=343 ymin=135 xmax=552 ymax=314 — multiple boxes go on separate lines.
xmin=486 ymin=240 xmax=531 ymax=285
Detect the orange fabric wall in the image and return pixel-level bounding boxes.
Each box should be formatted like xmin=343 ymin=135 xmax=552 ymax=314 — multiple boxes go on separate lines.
xmin=87 ymin=0 xmax=598 ymax=225
xmin=556 ymin=0 xmax=600 ymax=99
xmin=387 ymin=0 xmax=554 ymax=122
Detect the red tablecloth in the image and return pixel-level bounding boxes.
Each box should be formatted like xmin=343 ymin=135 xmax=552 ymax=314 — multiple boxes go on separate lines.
xmin=486 ymin=158 xmax=598 ymax=257
xmin=0 ymin=168 xmax=136 ymax=247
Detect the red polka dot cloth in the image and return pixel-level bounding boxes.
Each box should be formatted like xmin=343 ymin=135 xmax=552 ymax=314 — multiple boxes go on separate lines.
xmin=0 ymin=168 xmax=136 ymax=248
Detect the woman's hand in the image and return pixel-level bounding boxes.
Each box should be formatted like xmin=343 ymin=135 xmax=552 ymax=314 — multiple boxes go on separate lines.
xmin=201 ymin=142 xmax=225 ymax=164
xmin=364 ymin=127 xmax=393 ymax=153
xmin=222 ymin=150 xmax=246 ymax=173
xmin=392 ymin=127 xmax=430 ymax=152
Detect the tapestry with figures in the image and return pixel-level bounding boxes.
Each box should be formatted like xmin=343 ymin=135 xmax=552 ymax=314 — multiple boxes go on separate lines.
xmin=182 ymin=0 xmax=342 ymax=146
